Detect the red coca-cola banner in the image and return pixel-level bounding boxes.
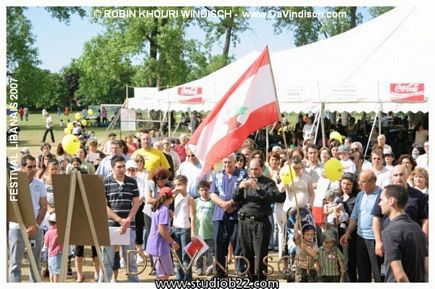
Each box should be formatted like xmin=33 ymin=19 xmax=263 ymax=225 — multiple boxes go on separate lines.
xmin=390 ymin=83 xmax=424 ymax=102
xmin=177 ymin=87 xmax=203 ymax=104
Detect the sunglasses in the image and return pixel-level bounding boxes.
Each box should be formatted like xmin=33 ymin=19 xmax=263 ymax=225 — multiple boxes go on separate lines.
xmin=187 ymin=155 xmax=195 ymax=158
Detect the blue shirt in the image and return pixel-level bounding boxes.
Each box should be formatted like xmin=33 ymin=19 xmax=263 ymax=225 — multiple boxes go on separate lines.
xmin=210 ymin=169 xmax=246 ymax=221
xmin=351 ymin=186 xmax=382 ymax=240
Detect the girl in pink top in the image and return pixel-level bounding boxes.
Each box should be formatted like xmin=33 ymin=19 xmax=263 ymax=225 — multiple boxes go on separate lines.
xmin=43 ymin=213 xmax=63 ymax=282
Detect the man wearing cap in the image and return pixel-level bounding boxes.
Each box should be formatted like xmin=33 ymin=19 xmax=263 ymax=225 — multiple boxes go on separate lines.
xmin=99 ymin=155 xmax=141 ymax=282
xmin=340 ymin=170 xmax=382 ymax=282
xmin=378 ymin=185 xmax=428 ymax=282
xmin=233 ymin=157 xmax=286 ymax=281
xmin=131 ymin=132 xmax=170 ymax=176
xmin=9 ymin=155 xmax=48 ymax=282
xmin=337 ymin=144 xmax=356 ymax=174
xmin=177 ymin=148 xmax=211 ymax=199
xmin=384 ymin=149 xmax=395 ymax=170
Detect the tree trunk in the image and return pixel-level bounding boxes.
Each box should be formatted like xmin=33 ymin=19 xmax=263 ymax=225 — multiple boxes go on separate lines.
xmin=149 ymin=18 xmax=159 ymax=87
xmin=222 ymin=18 xmax=233 ymax=65
xmin=350 ymin=7 xmax=357 ymax=29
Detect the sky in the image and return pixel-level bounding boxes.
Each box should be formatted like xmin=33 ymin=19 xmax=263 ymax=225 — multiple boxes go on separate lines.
xmin=23 ymin=7 xmax=372 ymax=73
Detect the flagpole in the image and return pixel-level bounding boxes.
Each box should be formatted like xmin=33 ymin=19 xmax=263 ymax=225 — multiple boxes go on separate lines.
xmin=265 ymin=47 xmax=303 ymax=231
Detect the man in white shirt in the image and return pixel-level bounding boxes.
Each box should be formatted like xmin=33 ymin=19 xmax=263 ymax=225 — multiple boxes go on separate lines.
xmin=9 ymin=155 xmax=47 ymax=282
xmin=370 ymin=148 xmax=391 ymax=189
xmin=177 ymin=148 xmax=210 ymax=198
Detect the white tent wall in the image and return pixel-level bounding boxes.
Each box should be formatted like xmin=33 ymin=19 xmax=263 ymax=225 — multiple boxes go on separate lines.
xmin=129 ymin=6 xmax=433 ymax=114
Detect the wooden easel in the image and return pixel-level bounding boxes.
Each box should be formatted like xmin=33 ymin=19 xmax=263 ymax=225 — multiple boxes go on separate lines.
xmin=7 ymin=171 xmax=41 ymax=282
xmin=10 ymin=201 xmax=42 ymax=282
xmin=59 ymin=171 xmax=109 ymax=282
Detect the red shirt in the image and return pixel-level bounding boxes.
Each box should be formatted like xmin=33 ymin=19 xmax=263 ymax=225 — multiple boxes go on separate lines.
xmin=174 ymin=144 xmax=187 ymax=162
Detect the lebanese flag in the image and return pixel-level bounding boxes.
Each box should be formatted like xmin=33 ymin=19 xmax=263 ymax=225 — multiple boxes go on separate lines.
xmin=188 ymin=47 xmax=280 ymax=174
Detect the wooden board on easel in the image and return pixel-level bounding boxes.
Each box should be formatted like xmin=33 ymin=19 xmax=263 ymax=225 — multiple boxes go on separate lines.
xmin=52 ymin=174 xmax=110 ymax=246
xmin=7 ymin=171 xmax=37 ymax=227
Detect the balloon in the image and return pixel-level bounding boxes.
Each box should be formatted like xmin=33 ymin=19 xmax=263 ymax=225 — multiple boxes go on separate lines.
xmin=87 ymin=109 xmax=93 ymax=116
xmin=67 ymin=123 xmax=73 ymax=130
xmin=63 ymin=128 xmax=72 ymax=134
xmin=62 ymin=135 xmax=80 ymax=155
xmin=323 ymin=158 xmax=344 ymax=181
xmin=81 ymin=119 xmax=88 ymax=127
xmin=279 ymin=165 xmax=297 ymax=185
xmin=330 ymin=131 xmax=343 ymax=143
xmin=75 ymin=112 xmax=82 ymax=120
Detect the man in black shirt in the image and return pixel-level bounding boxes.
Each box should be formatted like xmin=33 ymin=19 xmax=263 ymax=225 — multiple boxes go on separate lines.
xmin=379 ymin=185 xmax=427 ymax=282
xmin=99 ymin=155 xmax=142 ymax=282
xmin=233 ymin=158 xmax=286 ymax=281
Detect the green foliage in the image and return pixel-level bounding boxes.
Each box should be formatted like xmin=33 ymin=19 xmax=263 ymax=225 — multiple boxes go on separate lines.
xmin=369 ymin=7 xmax=394 ymax=18
xmin=45 ymin=7 xmax=87 ymax=24
xmin=7 ymin=7 xmax=39 ymax=72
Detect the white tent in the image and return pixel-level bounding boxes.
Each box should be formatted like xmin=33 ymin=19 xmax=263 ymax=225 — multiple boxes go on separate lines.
xmin=131 ymin=6 xmax=433 ymax=113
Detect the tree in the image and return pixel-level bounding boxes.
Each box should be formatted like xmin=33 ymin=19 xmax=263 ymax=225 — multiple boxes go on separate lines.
xmin=263 ymin=6 xmax=364 ymax=47
xmin=7 ymin=7 xmax=39 ymax=73
xmin=198 ymin=7 xmax=250 ymax=65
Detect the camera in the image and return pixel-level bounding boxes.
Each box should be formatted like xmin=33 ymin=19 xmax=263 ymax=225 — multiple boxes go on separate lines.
xmin=30 ymin=240 xmax=36 ymax=248
xmin=238 ymin=211 xmax=246 ymax=221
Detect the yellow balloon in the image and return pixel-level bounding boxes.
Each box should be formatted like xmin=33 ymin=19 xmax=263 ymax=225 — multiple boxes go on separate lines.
xmin=62 ymin=135 xmax=81 ymax=155
xmin=330 ymin=131 xmax=343 ymax=143
xmin=81 ymin=119 xmax=88 ymax=127
xmin=87 ymin=109 xmax=93 ymax=116
xmin=323 ymin=158 xmax=344 ymax=181
xmin=67 ymin=123 xmax=73 ymax=130
xmin=75 ymin=112 xmax=82 ymax=120
xmin=63 ymin=128 xmax=72 ymax=134
xmin=279 ymin=165 xmax=297 ymax=185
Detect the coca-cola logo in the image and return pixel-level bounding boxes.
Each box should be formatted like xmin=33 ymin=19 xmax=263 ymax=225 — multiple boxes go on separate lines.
xmin=391 ymin=83 xmax=423 ymax=93
xmin=178 ymin=87 xmax=202 ymax=96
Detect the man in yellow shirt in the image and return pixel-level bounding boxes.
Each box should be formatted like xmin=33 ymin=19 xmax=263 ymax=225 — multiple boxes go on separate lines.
xmin=131 ymin=132 xmax=170 ymax=176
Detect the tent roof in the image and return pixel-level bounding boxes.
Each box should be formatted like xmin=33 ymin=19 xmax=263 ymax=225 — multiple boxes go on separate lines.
xmin=131 ymin=6 xmax=433 ymax=113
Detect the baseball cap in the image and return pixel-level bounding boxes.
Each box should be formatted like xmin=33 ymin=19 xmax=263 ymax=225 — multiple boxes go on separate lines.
xmin=383 ymin=148 xmax=394 ymax=157
xmin=20 ymin=147 xmax=30 ymax=154
xmin=48 ymin=213 xmax=56 ymax=222
xmin=301 ymin=224 xmax=316 ymax=234
xmin=125 ymin=160 xmax=138 ymax=169
xmin=337 ymin=144 xmax=351 ymax=153
xmin=159 ymin=186 xmax=174 ymax=198
xmin=322 ymin=230 xmax=336 ymax=242
xmin=324 ymin=190 xmax=335 ymax=199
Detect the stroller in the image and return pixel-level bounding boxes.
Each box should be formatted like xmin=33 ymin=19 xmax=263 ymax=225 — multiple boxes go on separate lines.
xmin=285 ymin=207 xmax=317 ymax=282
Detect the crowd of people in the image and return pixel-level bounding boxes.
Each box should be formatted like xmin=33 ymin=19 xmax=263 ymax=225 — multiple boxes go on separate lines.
xmin=7 ymin=111 xmax=429 ymax=283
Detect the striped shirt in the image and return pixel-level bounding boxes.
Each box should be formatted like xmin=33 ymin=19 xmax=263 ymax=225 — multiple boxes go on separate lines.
xmin=104 ymin=175 xmax=139 ymax=228
xmin=318 ymin=246 xmax=344 ymax=276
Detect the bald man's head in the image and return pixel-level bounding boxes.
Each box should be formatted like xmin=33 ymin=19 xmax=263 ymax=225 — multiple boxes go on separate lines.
xmin=391 ymin=165 xmax=408 ymax=188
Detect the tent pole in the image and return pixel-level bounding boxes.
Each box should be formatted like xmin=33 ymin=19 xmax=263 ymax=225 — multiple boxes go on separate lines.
xmin=313 ymin=109 xmax=321 ymax=145
xmin=321 ymin=103 xmax=326 ymax=148
xmin=364 ymin=111 xmax=378 ymax=159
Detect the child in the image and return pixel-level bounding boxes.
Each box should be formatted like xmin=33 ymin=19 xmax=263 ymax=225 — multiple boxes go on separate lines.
xmin=318 ymin=230 xmax=345 ymax=282
xmin=337 ymin=145 xmax=356 ymax=174
xmin=171 ymin=175 xmax=196 ymax=281
xmin=194 ymin=181 xmax=215 ymax=276
xmin=146 ymin=187 xmax=180 ymax=280
xmin=43 ymin=213 xmax=62 ymax=282
xmin=323 ymin=190 xmax=349 ymax=232
xmin=293 ymin=220 xmax=319 ymax=282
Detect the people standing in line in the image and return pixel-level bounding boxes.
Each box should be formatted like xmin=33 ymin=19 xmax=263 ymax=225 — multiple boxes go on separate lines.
xmin=146 ymin=187 xmax=179 ymax=280
xmin=209 ymin=153 xmax=247 ymax=279
xmin=98 ymin=156 xmax=141 ymax=282
xmin=9 ymin=155 xmax=48 ymax=282
xmin=233 ymin=157 xmax=286 ymax=281
xmin=193 ymin=181 xmax=215 ymax=276
xmin=43 ymin=213 xmax=62 ymax=283
xmin=171 ymin=175 xmax=196 ymax=281
xmin=338 ymin=173 xmax=359 ymax=282
xmin=378 ymin=185 xmax=428 ymax=282
xmin=339 ymin=170 xmax=383 ymax=282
